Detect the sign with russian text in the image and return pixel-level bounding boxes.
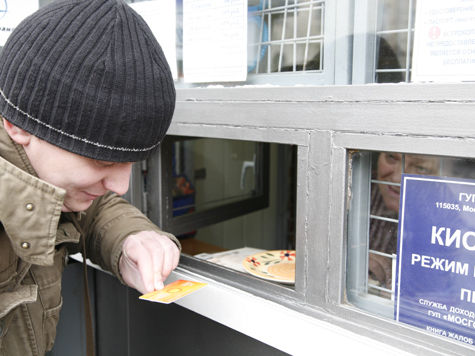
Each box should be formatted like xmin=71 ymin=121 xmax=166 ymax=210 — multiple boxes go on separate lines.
xmin=129 ymin=0 xmax=177 ymax=80
xmin=412 ymin=0 xmax=475 ymax=82
xmin=395 ymin=175 xmax=475 ymax=346
xmin=182 ymin=0 xmax=247 ymax=83
xmin=0 ymin=0 xmax=38 ymax=46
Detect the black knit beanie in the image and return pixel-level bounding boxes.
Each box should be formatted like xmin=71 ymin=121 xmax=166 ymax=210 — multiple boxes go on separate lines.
xmin=0 ymin=0 xmax=175 ymax=162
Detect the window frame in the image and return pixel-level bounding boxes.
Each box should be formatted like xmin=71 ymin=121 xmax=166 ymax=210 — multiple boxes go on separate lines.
xmin=245 ymin=0 xmax=340 ymax=85
xmin=161 ymin=83 xmax=475 ymax=355
xmin=353 ymin=0 xmax=416 ymax=84
xmin=170 ymin=0 xmax=354 ymax=87
xmin=328 ymin=97 xmax=475 ymax=356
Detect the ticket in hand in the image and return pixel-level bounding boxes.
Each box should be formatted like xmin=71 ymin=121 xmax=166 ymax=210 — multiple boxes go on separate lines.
xmin=139 ymin=279 xmax=207 ymax=304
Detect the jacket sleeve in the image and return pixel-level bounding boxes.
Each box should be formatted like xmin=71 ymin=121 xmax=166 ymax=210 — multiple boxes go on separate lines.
xmin=79 ymin=192 xmax=181 ymax=283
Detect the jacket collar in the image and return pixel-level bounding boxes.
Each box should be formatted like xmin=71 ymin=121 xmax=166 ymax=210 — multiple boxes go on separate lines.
xmin=0 ymin=124 xmax=66 ymax=265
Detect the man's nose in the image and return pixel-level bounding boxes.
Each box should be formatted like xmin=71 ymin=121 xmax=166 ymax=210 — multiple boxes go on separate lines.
xmin=102 ymin=163 xmax=133 ymax=196
xmin=389 ymin=163 xmax=403 ymax=183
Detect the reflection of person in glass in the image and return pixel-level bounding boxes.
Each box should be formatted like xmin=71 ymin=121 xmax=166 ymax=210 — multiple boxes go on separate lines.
xmin=369 ymin=153 xmax=439 ymax=291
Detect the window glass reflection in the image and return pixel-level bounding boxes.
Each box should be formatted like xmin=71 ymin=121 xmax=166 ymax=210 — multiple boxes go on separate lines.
xmin=349 ymin=151 xmax=475 ymax=304
xmin=375 ymin=0 xmax=417 ymax=83
xmin=173 ymin=138 xmax=258 ymax=214
xmin=369 ymin=153 xmax=440 ymax=297
xmin=249 ymin=0 xmax=324 ymax=75
xmin=378 ymin=0 xmax=411 ymax=32
xmin=172 ymin=141 xmax=297 ymax=283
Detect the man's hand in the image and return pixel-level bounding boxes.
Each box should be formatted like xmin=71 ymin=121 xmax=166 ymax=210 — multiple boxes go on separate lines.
xmin=119 ymin=231 xmax=180 ymax=294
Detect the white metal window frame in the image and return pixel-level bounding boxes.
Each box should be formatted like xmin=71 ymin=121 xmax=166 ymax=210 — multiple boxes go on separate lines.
xmin=167 ymin=83 xmax=475 ymax=355
xmin=353 ymin=0 xmax=416 ymax=84
xmin=168 ymin=0 xmax=354 ymax=87
xmin=245 ymin=0 xmax=351 ymax=85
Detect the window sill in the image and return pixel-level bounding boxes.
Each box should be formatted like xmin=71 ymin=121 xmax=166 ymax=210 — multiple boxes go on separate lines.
xmin=167 ymin=266 xmax=410 ymax=356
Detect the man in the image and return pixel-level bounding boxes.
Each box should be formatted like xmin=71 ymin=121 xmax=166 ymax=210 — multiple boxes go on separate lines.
xmin=368 ymin=152 xmax=439 ymax=292
xmin=0 ymin=0 xmax=180 ymax=354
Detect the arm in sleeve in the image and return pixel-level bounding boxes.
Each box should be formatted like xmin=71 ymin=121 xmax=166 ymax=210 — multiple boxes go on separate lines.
xmin=79 ymin=192 xmax=181 ymax=283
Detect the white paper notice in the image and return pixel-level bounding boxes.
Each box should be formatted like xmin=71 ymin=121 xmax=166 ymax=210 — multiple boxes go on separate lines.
xmin=129 ymin=0 xmax=177 ymax=80
xmin=412 ymin=0 xmax=475 ymax=82
xmin=183 ymin=0 xmax=247 ymax=83
xmin=0 ymin=0 xmax=38 ymax=46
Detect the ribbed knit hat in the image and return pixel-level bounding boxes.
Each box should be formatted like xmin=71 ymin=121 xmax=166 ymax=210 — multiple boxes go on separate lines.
xmin=0 ymin=0 xmax=175 ymax=162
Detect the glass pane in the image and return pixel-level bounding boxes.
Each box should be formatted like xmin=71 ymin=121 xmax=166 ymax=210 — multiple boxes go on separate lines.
xmin=173 ymin=138 xmax=259 ymax=215
xmin=279 ymin=44 xmax=295 ymax=72
xmin=375 ymin=70 xmax=405 ymax=83
xmin=378 ymin=0 xmax=410 ymax=32
xmin=369 ymin=152 xmax=440 ymax=296
xmin=296 ymin=42 xmax=322 ymax=71
xmin=444 ymin=157 xmax=475 ymax=180
xmin=34 ymin=0 xmax=475 ymax=86
xmin=284 ymin=12 xmax=295 ymax=40
xmin=377 ymin=33 xmax=407 ymax=70
xmin=212 ymin=0 xmax=327 ymax=83
xmin=269 ymin=12 xmax=284 ymax=42
xmin=373 ymin=0 xmax=416 ymax=84
xmin=178 ymin=143 xmax=298 ymax=284
xmin=309 ymin=8 xmax=324 ymax=37
xmin=268 ymin=44 xmax=283 ymax=72
xmin=256 ymin=45 xmax=270 ymax=73
xmin=250 ymin=0 xmax=325 ymax=76
xmin=348 ymin=150 xmax=475 ymax=344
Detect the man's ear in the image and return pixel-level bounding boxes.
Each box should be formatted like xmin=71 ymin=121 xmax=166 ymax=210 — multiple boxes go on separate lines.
xmin=3 ymin=118 xmax=32 ymax=146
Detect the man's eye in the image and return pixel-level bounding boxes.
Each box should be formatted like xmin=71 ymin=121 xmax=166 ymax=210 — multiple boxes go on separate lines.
xmin=406 ymin=164 xmax=429 ymax=175
xmin=415 ymin=166 xmax=428 ymax=174
xmin=386 ymin=153 xmax=399 ymax=163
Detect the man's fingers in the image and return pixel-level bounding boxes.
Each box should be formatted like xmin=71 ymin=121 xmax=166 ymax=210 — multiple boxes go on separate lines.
xmin=158 ymin=238 xmax=178 ymax=281
xmin=142 ymin=235 xmax=178 ymax=289
xmin=150 ymin=240 xmax=165 ymax=290
xmin=120 ymin=232 xmax=180 ymax=293
xmin=124 ymin=236 xmax=154 ymax=292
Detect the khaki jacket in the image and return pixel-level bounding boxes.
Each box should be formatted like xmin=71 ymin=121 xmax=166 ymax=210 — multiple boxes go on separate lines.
xmin=0 ymin=124 xmax=179 ymax=355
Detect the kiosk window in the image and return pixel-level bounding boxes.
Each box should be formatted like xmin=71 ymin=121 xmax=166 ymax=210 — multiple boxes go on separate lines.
xmin=375 ymin=0 xmax=416 ymax=83
xmin=347 ymin=151 xmax=475 ymax=317
xmin=153 ymin=137 xmax=270 ymax=237
xmin=247 ymin=0 xmax=324 ymax=74
xmin=146 ymin=137 xmax=297 ymax=275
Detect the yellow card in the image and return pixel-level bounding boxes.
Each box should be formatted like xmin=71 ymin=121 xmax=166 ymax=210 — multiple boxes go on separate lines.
xmin=139 ymin=279 xmax=207 ymax=304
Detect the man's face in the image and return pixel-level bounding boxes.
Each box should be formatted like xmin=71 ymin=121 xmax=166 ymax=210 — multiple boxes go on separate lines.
xmin=24 ymin=136 xmax=133 ymax=212
xmin=377 ymin=153 xmax=439 ymax=212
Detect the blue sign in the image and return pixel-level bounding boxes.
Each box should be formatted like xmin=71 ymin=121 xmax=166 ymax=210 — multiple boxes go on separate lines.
xmin=395 ymin=174 xmax=475 ymax=346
